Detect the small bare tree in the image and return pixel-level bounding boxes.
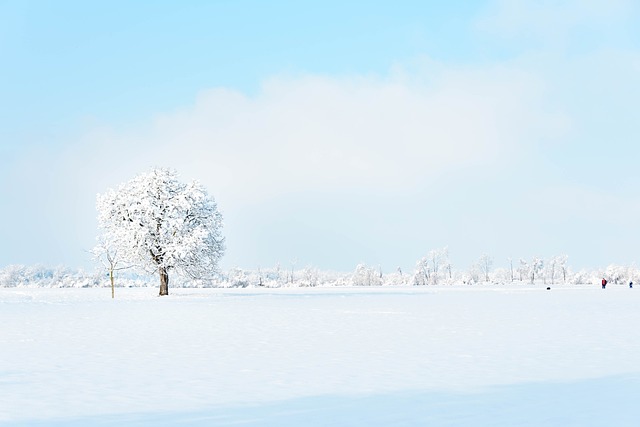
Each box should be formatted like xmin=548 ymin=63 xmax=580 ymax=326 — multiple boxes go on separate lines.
xmin=92 ymin=239 xmax=133 ymax=299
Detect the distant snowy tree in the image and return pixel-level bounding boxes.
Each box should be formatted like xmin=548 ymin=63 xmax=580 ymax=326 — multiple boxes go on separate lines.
xmin=545 ymin=255 xmax=568 ymax=285
xmin=413 ymin=248 xmax=448 ymax=285
xmin=256 ymin=266 xmax=264 ymax=286
xmin=427 ymin=249 xmax=442 ymax=284
xmin=507 ymin=257 xmax=514 ymax=282
xmin=274 ymin=262 xmax=282 ymax=283
xmin=530 ymin=257 xmax=544 ymax=284
xmin=0 ymin=265 xmax=25 ymax=287
xmin=442 ymin=247 xmax=453 ymax=280
xmin=493 ymin=268 xmax=511 ymax=284
xmin=518 ymin=259 xmax=528 ymax=282
xmin=413 ymin=257 xmax=430 ymax=286
xmin=546 ymin=256 xmax=557 ymax=284
xmin=384 ymin=269 xmax=408 ymax=286
xmin=289 ymin=259 xmax=297 ymax=285
xmin=353 ymin=263 xmax=382 ymax=286
xmin=478 ymin=254 xmax=493 ymax=282
xmin=353 ymin=264 xmax=367 ymax=286
xmin=227 ymin=267 xmax=249 ymax=288
xmin=467 ymin=262 xmax=482 ymax=284
xmin=301 ymin=266 xmax=320 ymax=287
xmin=96 ymin=168 xmax=225 ymax=296
xmin=605 ymin=265 xmax=625 ymax=284
xmin=556 ymin=254 xmax=569 ymax=283
xmin=570 ymin=269 xmax=589 ymax=285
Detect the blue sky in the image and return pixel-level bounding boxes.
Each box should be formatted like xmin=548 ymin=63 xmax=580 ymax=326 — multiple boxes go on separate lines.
xmin=1 ymin=1 xmax=482 ymax=136
xmin=1 ymin=0 xmax=640 ymax=273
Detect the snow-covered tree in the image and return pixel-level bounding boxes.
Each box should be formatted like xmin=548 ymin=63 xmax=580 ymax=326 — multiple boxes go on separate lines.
xmin=96 ymin=168 xmax=225 ymax=296
xmin=301 ymin=265 xmax=320 ymax=287
xmin=570 ymin=269 xmax=589 ymax=285
xmin=352 ymin=263 xmax=382 ymax=286
xmin=0 ymin=265 xmax=26 ymax=287
xmin=467 ymin=262 xmax=482 ymax=284
xmin=507 ymin=257 xmax=514 ymax=282
xmin=517 ymin=259 xmax=528 ymax=282
xmin=605 ymin=264 xmax=626 ymax=284
xmin=288 ymin=259 xmax=297 ymax=285
xmin=556 ymin=254 xmax=569 ymax=283
xmin=546 ymin=256 xmax=557 ymax=285
xmin=384 ymin=268 xmax=409 ymax=286
xmin=442 ymin=247 xmax=453 ymax=280
xmin=227 ymin=267 xmax=249 ymax=288
xmin=493 ymin=267 xmax=511 ymax=284
xmin=478 ymin=254 xmax=493 ymax=282
xmin=530 ymin=257 xmax=544 ymax=284
xmin=427 ymin=249 xmax=442 ymax=284
xmin=413 ymin=248 xmax=448 ymax=285
xmin=413 ymin=257 xmax=430 ymax=286
xmin=544 ymin=255 xmax=568 ymax=285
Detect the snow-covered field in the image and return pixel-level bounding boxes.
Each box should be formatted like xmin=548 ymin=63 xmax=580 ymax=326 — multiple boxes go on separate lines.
xmin=1 ymin=285 xmax=639 ymax=426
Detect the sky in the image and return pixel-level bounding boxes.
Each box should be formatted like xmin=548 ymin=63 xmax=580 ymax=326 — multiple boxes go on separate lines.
xmin=1 ymin=0 xmax=640 ymax=274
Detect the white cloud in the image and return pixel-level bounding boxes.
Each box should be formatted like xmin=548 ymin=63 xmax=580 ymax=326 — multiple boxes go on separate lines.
xmin=70 ymin=62 xmax=566 ymax=210
xmin=8 ymin=59 xmax=567 ymax=269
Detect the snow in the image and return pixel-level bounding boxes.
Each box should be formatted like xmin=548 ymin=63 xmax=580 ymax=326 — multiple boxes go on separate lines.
xmin=1 ymin=285 xmax=639 ymax=426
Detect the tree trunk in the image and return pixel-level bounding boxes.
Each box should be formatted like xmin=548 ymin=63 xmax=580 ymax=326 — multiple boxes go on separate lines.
xmin=159 ymin=266 xmax=169 ymax=296
xmin=110 ymin=268 xmax=114 ymax=299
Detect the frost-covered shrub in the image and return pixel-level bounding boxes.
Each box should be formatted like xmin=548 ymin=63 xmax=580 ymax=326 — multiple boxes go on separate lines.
xmin=383 ymin=270 xmax=410 ymax=286
xmin=569 ymin=270 xmax=590 ymax=285
xmin=492 ymin=268 xmax=511 ymax=284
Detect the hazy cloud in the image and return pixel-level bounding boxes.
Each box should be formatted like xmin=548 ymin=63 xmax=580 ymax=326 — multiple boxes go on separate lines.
xmin=72 ymin=62 xmax=566 ymax=209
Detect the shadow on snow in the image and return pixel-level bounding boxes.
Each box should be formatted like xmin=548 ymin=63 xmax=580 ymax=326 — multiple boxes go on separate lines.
xmin=6 ymin=375 xmax=640 ymax=427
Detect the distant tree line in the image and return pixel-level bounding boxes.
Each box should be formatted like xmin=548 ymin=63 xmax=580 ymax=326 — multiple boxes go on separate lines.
xmin=1 ymin=251 xmax=637 ymax=289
